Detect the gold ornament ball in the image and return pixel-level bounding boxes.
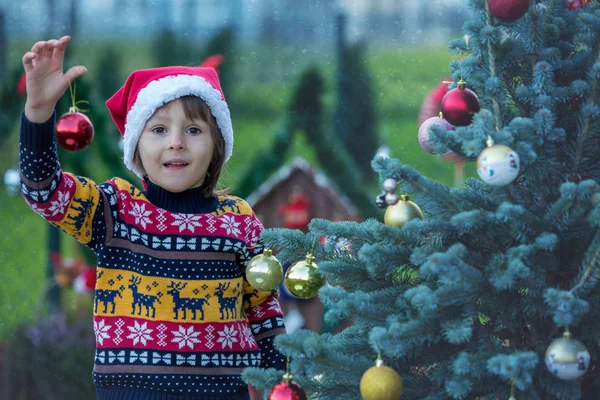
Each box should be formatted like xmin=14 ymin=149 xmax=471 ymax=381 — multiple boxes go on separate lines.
xmin=246 ymin=248 xmax=283 ymax=291
xmin=284 ymin=254 xmax=322 ymax=299
xmin=360 ymin=361 xmax=403 ymax=400
xmin=384 ymin=195 xmax=423 ymax=228
xmin=545 ymin=330 xmax=590 ymax=380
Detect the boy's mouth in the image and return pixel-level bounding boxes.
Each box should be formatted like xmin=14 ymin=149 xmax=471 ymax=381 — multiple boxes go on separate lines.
xmin=164 ymin=161 xmax=189 ymax=169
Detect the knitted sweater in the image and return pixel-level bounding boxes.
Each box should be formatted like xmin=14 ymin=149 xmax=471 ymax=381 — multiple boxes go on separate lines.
xmin=19 ymin=112 xmax=286 ymax=400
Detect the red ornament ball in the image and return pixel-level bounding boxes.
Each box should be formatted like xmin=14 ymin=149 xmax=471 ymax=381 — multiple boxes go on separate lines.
xmin=487 ymin=0 xmax=530 ymax=22
xmin=567 ymin=0 xmax=592 ymax=9
xmin=268 ymin=381 xmax=307 ymax=400
xmin=440 ymin=82 xmax=480 ymax=127
xmin=55 ymin=110 xmax=94 ymax=151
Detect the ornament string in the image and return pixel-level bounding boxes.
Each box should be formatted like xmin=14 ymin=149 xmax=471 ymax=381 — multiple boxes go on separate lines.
xmin=310 ymin=234 xmax=318 ymax=255
xmin=282 ymin=356 xmax=292 ymax=383
xmin=375 ymin=351 xmax=384 ymax=367
xmin=67 ymin=79 xmax=90 ymax=113
xmin=508 ymin=382 xmax=516 ymax=400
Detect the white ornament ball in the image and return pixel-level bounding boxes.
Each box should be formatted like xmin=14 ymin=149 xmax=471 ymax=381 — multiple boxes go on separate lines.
xmin=476 ymin=143 xmax=520 ymax=186
xmin=545 ymin=331 xmax=590 ymax=380
xmin=385 ymin=192 xmax=400 ymax=206
xmin=383 ymin=178 xmax=397 ymax=193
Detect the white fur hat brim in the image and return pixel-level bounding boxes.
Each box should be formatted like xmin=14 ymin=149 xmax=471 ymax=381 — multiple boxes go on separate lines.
xmin=122 ymin=74 xmax=233 ymax=178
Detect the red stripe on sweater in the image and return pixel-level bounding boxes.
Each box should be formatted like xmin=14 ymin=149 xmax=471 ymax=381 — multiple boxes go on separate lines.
xmin=116 ymin=197 xmax=251 ymax=240
xmin=93 ymin=316 xmax=272 ymax=353
xmin=25 ymin=173 xmax=77 ymax=222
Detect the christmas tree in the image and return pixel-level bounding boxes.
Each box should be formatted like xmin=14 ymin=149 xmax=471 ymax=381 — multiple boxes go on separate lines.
xmin=245 ymin=0 xmax=600 ymax=399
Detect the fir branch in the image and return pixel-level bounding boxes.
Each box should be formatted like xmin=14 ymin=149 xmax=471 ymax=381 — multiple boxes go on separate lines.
xmin=453 ymin=178 xmax=499 ymax=212
xmin=573 ymin=66 xmax=599 ymax=175
xmin=570 ymin=230 xmax=600 ymax=295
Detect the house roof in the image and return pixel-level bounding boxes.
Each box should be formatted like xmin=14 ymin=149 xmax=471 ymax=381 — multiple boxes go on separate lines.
xmin=246 ymin=156 xmax=358 ymax=215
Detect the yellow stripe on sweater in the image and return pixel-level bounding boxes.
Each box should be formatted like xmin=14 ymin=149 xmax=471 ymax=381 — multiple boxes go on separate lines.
xmin=95 ymin=268 xmax=248 ymax=323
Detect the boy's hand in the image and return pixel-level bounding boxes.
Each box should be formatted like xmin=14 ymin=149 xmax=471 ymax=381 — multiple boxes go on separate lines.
xmin=22 ymin=36 xmax=87 ymax=123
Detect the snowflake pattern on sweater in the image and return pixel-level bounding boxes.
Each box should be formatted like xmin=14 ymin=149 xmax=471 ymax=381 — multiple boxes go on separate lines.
xmin=19 ymin=112 xmax=286 ymax=399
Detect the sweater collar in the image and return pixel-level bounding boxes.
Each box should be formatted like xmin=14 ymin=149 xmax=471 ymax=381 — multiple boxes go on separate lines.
xmin=144 ymin=180 xmax=218 ymax=214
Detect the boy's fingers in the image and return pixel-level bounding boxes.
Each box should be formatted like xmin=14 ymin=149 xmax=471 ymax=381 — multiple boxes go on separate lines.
xmin=22 ymin=52 xmax=37 ymax=71
xmin=41 ymin=43 xmax=53 ymax=58
xmin=64 ymin=65 xmax=87 ymax=83
xmin=31 ymin=41 xmax=47 ymax=54
xmin=52 ymin=39 xmax=69 ymax=61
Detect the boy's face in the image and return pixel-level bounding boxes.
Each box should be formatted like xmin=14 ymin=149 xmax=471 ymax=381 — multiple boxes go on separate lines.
xmin=137 ymin=99 xmax=215 ymax=193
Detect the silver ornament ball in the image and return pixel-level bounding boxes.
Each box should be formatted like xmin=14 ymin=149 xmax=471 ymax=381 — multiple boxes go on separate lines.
xmin=385 ymin=192 xmax=400 ymax=206
xmin=382 ymin=178 xmax=397 ymax=193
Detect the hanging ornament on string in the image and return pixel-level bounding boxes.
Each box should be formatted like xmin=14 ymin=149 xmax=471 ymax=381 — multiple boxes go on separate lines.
xmin=268 ymin=357 xmax=307 ymax=400
xmin=285 ymin=253 xmax=322 ymax=299
xmin=383 ymin=177 xmax=397 ymax=193
xmin=476 ymin=136 xmax=520 ymax=186
xmin=545 ymin=329 xmax=590 ymax=380
xmin=360 ymin=353 xmax=403 ymax=400
xmin=384 ymin=195 xmax=423 ymax=228
xmin=440 ymin=79 xmax=480 ymax=127
xmin=567 ymin=0 xmax=593 ymax=10
xmin=487 ymin=0 xmax=530 ymax=22
xmin=55 ymin=80 xmax=94 ymax=151
xmin=418 ymin=113 xmax=461 ymax=162
xmin=246 ymin=248 xmax=284 ymax=291
xmin=381 ymin=177 xmax=400 ymax=205
xmin=378 ymin=177 xmax=400 ymax=208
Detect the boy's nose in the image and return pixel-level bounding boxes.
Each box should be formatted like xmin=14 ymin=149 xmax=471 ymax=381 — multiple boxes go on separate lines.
xmin=168 ymin=132 xmax=185 ymax=150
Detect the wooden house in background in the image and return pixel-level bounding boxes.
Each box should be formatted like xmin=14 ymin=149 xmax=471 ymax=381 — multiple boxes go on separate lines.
xmin=246 ymin=157 xmax=361 ymax=230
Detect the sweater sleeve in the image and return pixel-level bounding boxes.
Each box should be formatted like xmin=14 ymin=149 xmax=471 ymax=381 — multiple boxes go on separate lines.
xmin=241 ymin=209 xmax=287 ymax=371
xmin=19 ymin=111 xmax=117 ymax=252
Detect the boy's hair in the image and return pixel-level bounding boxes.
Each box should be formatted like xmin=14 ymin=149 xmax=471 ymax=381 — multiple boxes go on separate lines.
xmin=133 ymin=95 xmax=229 ymax=197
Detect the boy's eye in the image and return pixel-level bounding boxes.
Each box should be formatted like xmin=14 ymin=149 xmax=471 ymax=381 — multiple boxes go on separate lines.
xmin=151 ymin=127 xmax=166 ymax=134
xmin=187 ymin=127 xmax=202 ymax=135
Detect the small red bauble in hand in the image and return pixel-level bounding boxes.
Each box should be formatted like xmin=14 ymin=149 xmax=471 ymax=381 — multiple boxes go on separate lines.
xmin=55 ymin=107 xmax=95 ymax=151
xmin=267 ymin=381 xmax=307 ymax=400
xmin=440 ymin=79 xmax=480 ymax=127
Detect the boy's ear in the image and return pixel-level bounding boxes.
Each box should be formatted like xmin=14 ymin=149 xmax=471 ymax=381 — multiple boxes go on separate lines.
xmin=132 ymin=150 xmax=147 ymax=177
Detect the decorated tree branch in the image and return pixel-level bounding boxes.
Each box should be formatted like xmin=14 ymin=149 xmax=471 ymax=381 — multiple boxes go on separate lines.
xmin=245 ymin=1 xmax=600 ymax=399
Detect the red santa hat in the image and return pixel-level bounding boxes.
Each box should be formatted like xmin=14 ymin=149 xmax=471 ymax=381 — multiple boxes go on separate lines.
xmin=105 ymin=66 xmax=233 ymax=178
